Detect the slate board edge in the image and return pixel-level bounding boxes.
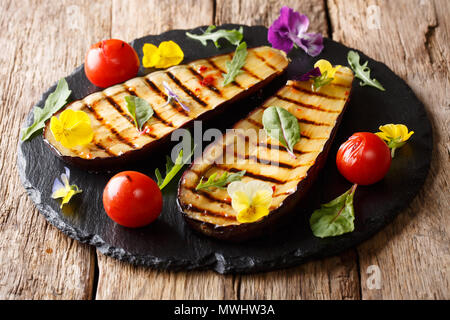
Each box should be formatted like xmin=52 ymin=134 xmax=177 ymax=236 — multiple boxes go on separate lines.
xmin=16 ymin=25 xmax=433 ymax=274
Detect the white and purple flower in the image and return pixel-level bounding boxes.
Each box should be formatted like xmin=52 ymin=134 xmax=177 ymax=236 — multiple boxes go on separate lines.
xmin=162 ymin=81 xmax=190 ymax=112
xmin=268 ymin=6 xmax=324 ymax=56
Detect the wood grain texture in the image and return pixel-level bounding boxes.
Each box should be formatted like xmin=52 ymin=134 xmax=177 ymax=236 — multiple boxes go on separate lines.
xmin=215 ymin=0 xmax=329 ymax=35
xmin=0 ymin=0 xmax=112 ymax=299
xmin=328 ymin=0 xmax=449 ymax=299
xmin=1 ymin=0 xmax=448 ymax=300
xmin=96 ymin=256 xmax=237 ymax=300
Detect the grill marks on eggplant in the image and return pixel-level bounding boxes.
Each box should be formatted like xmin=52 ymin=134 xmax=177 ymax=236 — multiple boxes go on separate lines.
xmin=43 ymin=46 xmax=289 ymax=162
xmin=178 ymin=67 xmax=355 ymax=229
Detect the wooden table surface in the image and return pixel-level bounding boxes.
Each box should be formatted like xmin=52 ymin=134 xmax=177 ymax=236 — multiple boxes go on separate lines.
xmin=0 ymin=0 xmax=448 ymax=300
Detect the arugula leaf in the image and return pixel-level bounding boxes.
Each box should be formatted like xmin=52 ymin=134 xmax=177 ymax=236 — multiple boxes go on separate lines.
xmin=186 ymin=25 xmax=243 ymax=48
xmin=222 ymin=41 xmax=248 ymax=86
xmin=196 ymin=170 xmax=246 ymax=191
xmin=347 ymin=50 xmax=385 ymax=91
xmin=21 ymin=78 xmax=71 ymax=141
xmin=309 ymin=185 xmax=357 ymax=238
xmin=124 ymin=96 xmax=154 ymax=131
xmin=155 ymin=147 xmax=194 ymax=190
xmin=262 ymin=106 xmax=301 ymax=157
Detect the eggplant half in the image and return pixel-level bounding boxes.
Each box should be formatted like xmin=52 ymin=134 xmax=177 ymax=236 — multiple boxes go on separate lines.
xmin=177 ymin=67 xmax=355 ymax=241
xmin=43 ymin=46 xmax=289 ymax=170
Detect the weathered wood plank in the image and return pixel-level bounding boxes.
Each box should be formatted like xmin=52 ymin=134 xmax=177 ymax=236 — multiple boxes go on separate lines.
xmin=0 ymin=0 xmax=112 ymax=299
xmin=96 ymin=256 xmax=237 ymax=299
xmin=215 ymin=0 xmax=328 ymax=35
xmin=94 ymin=0 xmax=232 ymax=300
xmin=215 ymin=0 xmax=361 ymax=300
xmin=328 ymin=0 xmax=449 ymax=299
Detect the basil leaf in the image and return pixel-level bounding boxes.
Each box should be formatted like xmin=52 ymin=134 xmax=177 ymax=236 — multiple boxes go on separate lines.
xmin=309 ymin=185 xmax=357 ymax=238
xmin=155 ymin=147 xmax=195 ymax=190
xmin=21 ymin=78 xmax=71 ymax=141
xmin=196 ymin=170 xmax=246 ymax=191
xmin=347 ymin=50 xmax=385 ymax=91
xmin=124 ymin=96 xmax=154 ymax=131
xmin=222 ymin=41 xmax=248 ymax=86
xmin=262 ymin=106 xmax=300 ymax=157
xmin=186 ymin=25 xmax=243 ymax=48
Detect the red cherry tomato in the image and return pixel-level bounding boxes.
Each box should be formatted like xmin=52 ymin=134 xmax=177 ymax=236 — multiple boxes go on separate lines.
xmin=85 ymin=39 xmax=139 ymax=88
xmin=103 ymin=171 xmax=162 ymax=228
xmin=336 ymin=132 xmax=391 ymax=186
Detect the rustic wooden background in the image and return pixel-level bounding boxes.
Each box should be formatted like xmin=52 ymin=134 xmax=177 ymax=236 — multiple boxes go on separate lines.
xmin=0 ymin=0 xmax=448 ymax=300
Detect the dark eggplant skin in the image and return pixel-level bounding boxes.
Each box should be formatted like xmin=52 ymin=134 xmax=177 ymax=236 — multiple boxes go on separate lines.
xmin=42 ymin=69 xmax=286 ymax=172
xmin=177 ymin=89 xmax=354 ymax=242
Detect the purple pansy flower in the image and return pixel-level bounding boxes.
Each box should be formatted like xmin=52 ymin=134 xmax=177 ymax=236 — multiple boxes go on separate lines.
xmin=294 ymin=67 xmax=321 ymax=81
xmin=268 ymin=6 xmax=324 ymax=56
xmin=162 ymin=81 xmax=190 ymax=112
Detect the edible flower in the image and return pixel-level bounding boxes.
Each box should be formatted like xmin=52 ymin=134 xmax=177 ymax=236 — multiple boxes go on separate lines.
xmin=50 ymin=109 xmax=93 ymax=149
xmin=268 ymin=6 xmax=323 ymax=56
xmin=52 ymin=167 xmax=82 ymax=209
xmin=375 ymin=124 xmax=414 ymax=158
xmin=162 ymin=81 xmax=190 ymax=111
xmin=315 ymin=59 xmax=341 ymax=79
xmin=297 ymin=59 xmax=341 ymax=91
xmin=227 ymin=181 xmax=273 ymax=223
xmin=142 ymin=41 xmax=184 ymax=69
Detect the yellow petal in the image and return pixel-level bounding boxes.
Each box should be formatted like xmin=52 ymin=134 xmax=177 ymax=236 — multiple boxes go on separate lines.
xmin=142 ymin=43 xmax=160 ymax=68
xmin=59 ymin=109 xmax=91 ymax=129
xmin=156 ymin=41 xmax=184 ymax=68
xmin=52 ymin=187 xmax=69 ymax=199
xmin=65 ymin=122 xmax=94 ymax=147
xmin=251 ymin=190 xmax=272 ymax=209
xmin=329 ymin=65 xmax=342 ymax=78
xmin=314 ymin=59 xmax=333 ymax=75
xmin=60 ymin=189 xmax=75 ymax=208
xmin=50 ymin=116 xmax=64 ymax=140
xmin=379 ymin=124 xmax=397 ymax=139
xmin=231 ymin=190 xmax=250 ymax=214
xmin=396 ymin=124 xmax=409 ymax=140
xmin=403 ymin=130 xmax=414 ymax=141
xmin=375 ymin=131 xmax=388 ymax=141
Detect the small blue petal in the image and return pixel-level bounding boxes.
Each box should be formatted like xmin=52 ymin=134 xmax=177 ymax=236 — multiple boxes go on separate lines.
xmin=52 ymin=178 xmax=65 ymax=195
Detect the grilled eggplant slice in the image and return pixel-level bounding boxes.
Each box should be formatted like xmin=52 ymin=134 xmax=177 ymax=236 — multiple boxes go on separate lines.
xmin=177 ymin=67 xmax=354 ymax=241
xmin=43 ymin=46 xmax=288 ymax=169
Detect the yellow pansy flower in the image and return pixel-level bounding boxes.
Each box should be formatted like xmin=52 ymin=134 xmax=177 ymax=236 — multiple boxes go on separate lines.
xmin=142 ymin=41 xmax=184 ymax=69
xmin=50 ymin=109 xmax=93 ymax=149
xmin=52 ymin=167 xmax=82 ymax=209
xmin=376 ymin=124 xmax=414 ymax=158
xmin=227 ymin=180 xmax=273 ymax=223
xmin=314 ymin=59 xmax=341 ymax=79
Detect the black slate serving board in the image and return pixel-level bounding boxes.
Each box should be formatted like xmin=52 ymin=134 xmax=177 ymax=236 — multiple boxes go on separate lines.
xmin=17 ymin=25 xmax=432 ymax=274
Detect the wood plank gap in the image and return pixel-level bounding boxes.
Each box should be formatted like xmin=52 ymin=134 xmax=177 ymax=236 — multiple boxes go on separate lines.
xmin=324 ymin=0 xmax=333 ymax=38
xmin=354 ymin=248 xmax=363 ymax=300
xmin=92 ymin=252 xmax=100 ymax=300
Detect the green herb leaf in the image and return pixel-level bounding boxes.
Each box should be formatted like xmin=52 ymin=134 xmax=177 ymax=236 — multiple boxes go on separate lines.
xmin=155 ymin=147 xmax=195 ymax=190
xmin=262 ymin=106 xmax=301 ymax=157
xmin=196 ymin=170 xmax=246 ymax=191
xmin=312 ymin=71 xmax=334 ymax=91
xmin=309 ymin=185 xmax=357 ymax=238
xmin=186 ymin=25 xmax=244 ymax=48
xmin=222 ymin=41 xmax=248 ymax=86
xmin=347 ymin=50 xmax=385 ymax=91
xmin=21 ymin=78 xmax=71 ymax=141
xmin=124 ymin=96 xmax=154 ymax=131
